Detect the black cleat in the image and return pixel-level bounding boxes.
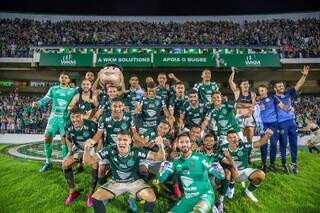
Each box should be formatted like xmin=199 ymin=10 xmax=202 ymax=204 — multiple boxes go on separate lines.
xmin=281 ymin=164 xmax=290 ymax=174
xmin=291 ymin=163 xmax=299 ymax=174
xmin=269 ymin=164 xmax=276 ymax=172
xmin=261 ymin=164 xmax=267 ymax=173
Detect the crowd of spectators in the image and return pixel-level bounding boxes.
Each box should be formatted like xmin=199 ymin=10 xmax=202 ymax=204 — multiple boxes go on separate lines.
xmin=0 ymin=91 xmax=50 ymax=134
xmin=1 ymin=18 xmax=320 ymax=58
xmin=294 ymin=96 xmax=320 ymax=130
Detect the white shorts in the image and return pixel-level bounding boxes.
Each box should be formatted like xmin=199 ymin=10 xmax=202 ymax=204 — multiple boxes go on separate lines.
xmin=139 ymin=159 xmax=162 ymax=174
xmin=237 ymin=115 xmax=256 ymax=128
xmin=237 ymin=168 xmax=258 ymax=182
xmin=101 ymin=179 xmax=150 ymax=198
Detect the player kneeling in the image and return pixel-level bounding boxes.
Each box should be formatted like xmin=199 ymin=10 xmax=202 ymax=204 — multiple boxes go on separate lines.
xmin=222 ymin=129 xmax=273 ymax=202
xmin=83 ymin=130 xmax=166 ymax=213
xmin=63 ymin=107 xmax=98 ymax=207
xmin=157 ymin=133 xmax=219 ymax=213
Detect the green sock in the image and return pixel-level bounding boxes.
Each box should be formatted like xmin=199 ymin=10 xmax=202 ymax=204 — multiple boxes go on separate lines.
xmin=44 ymin=143 xmax=52 ymax=163
xmin=61 ymin=144 xmax=68 ymax=160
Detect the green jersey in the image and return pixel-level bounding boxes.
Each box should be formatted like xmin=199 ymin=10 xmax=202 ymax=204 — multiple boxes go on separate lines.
xmin=221 ymin=139 xmax=252 ymax=170
xmin=124 ymin=88 xmax=144 ymax=113
xmin=180 ymin=102 xmax=205 ymax=129
xmin=203 ymin=148 xmax=224 ymax=163
xmin=37 ymin=85 xmax=78 ymax=117
xmin=206 ymin=102 xmax=240 ymax=136
xmin=193 ymin=81 xmax=219 ymax=104
xmin=139 ymin=96 xmax=166 ymax=129
xmin=97 ymin=145 xmax=149 ymax=182
xmin=169 ymin=94 xmax=187 ymax=118
xmin=65 ymin=119 xmax=97 ymax=150
xmin=157 ymin=152 xmax=214 ymax=199
xmin=98 ymin=113 xmax=136 ymax=145
xmin=156 ymin=85 xmax=170 ymax=106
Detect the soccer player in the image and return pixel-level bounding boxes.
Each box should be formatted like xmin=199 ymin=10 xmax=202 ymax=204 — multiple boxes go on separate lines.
xmin=90 ymin=97 xmax=147 ymax=185
xmin=179 ymin=89 xmax=206 ymax=131
xmin=156 ymin=73 xmax=170 ymax=106
xmin=32 ymin=72 xmax=78 ymax=172
xmin=63 ymin=107 xmax=98 ymax=206
xmin=229 ymin=68 xmax=256 ymax=146
xmin=83 ymin=130 xmax=165 ymax=213
xmin=68 ymin=79 xmax=99 ymax=121
xmin=221 ymin=129 xmax=273 ymax=202
xmin=193 ymin=68 xmax=219 ymax=104
xmin=200 ymin=133 xmax=234 ymax=213
xmin=157 ymin=133 xmax=218 ymax=213
xmin=124 ymin=74 xmax=144 ymax=114
xmin=135 ymin=82 xmax=169 ymax=135
xmin=168 ymin=81 xmax=187 ymax=119
xmin=273 ymin=65 xmax=309 ymax=173
xmin=202 ymin=91 xmax=244 ymax=143
xmin=257 ymin=85 xmax=279 ymax=172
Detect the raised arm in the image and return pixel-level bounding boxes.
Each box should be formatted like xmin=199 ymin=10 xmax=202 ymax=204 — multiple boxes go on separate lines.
xmin=147 ymin=136 xmax=166 ymax=161
xmin=68 ymin=94 xmax=80 ymax=111
xmin=228 ymin=68 xmax=238 ymax=95
xmin=294 ymin=65 xmax=309 ymax=92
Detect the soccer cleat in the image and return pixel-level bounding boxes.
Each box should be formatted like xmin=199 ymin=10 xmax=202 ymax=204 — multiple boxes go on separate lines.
xmin=64 ymin=191 xmax=79 ymax=205
xmin=39 ymin=162 xmax=53 ymax=173
xmin=86 ymin=193 xmax=93 ymax=208
xmin=269 ymin=164 xmax=276 ymax=172
xmin=261 ymin=164 xmax=267 ymax=173
xmin=225 ymin=187 xmax=234 ymax=199
xmin=281 ymin=164 xmax=290 ymax=174
xmin=128 ymin=198 xmax=137 ymax=212
xmin=290 ymin=163 xmax=299 ymax=174
xmin=245 ymin=188 xmax=258 ymax=202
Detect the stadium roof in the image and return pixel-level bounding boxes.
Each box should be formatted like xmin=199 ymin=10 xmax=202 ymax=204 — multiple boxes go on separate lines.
xmin=1 ymin=0 xmax=320 ymax=16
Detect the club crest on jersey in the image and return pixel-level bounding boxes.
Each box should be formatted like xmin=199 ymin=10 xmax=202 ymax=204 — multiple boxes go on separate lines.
xmin=83 ymin=131 xmax=90 ymax=138
xmin=237 ymin=150 xmax=244 ymax=157
xmin=181 ymin=176 xmax=193 ymax=187
xmin=222 ymin=109 xmax=227 ymax=115
xmin=127 ymin=159 xmax=135 ymax=167
xmin=121 ymin=123 xmax=128 ymax=129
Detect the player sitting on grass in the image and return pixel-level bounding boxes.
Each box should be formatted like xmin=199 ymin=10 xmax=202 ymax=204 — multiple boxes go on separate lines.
xmin=222 ymin=129 xmax=273 ymax=202
xmin=157 ymin=133 xmax=220 ymax=213
xmin=83 ymin=130 xmax=166 ymax=213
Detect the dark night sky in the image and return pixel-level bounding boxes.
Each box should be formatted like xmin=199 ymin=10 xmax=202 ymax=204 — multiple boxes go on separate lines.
xmin=0 ymin=0 xmax=320 ymax=15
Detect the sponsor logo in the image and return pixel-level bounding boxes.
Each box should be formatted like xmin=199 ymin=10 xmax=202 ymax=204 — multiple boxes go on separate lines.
xmin=181 ymin=176 xmax=193 ymax=187
xmin=61 ymin=54 xmax=77 ymax=66
xmin=245 ymin=55 xmax=261 ymax=66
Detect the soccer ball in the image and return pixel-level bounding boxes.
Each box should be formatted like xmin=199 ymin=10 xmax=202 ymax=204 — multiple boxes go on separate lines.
xmin=98 ymin=65 xmax=123 ymax=88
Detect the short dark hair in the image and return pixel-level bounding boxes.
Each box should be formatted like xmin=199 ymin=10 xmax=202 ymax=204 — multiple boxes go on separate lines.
xmin=272 ymin=80 xmax=285 ymax=88
xmin=204 ymin=133 xmax=215 ymax=140
xmin=159 ymin=119 xmax=171 ymax=127
xmin=118 ymin=130 xmax=131 ymax=137
xmin=227 ymin=129 xmax=237 ymax=135
xmin=111 ymin=97 xmax=123 ymax=104
xmin=177 ymin=132 xmax=190 ymax=141
xmin=158 ymin=73 xmax=166 ymax=77
xmin=238 ymin=79 xmax=249 ymax=86
xmin=147 ymin=82 xmax=157 ymax=89
xmin=190 ymin=124 xmax=201 ymax=130
xmin=188 ymin=88 xmax=198 ymax=95
xmin=258 ymin=84 xmax=268 ymax=89
xmin=129 ymin=74 xmax=139 ymax=79
xmin=175 ymin=81 xmax=184 ymax=87
xmin=59 ymin=71 xmax=70 ymax=78
xmin=70 ymin=107 xmax=81 ymax=115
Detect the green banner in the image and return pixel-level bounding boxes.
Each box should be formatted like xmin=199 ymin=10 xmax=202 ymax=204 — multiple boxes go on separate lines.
xmin=217 ymin=53 xmax=280 ymax=67
xmin=39 ymin=53 xmax=93 ymax=67
xmin=154 ymin=54 xmax=216 ymax=67
xmin=96 ymin=54 xmax=152 ymax=67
